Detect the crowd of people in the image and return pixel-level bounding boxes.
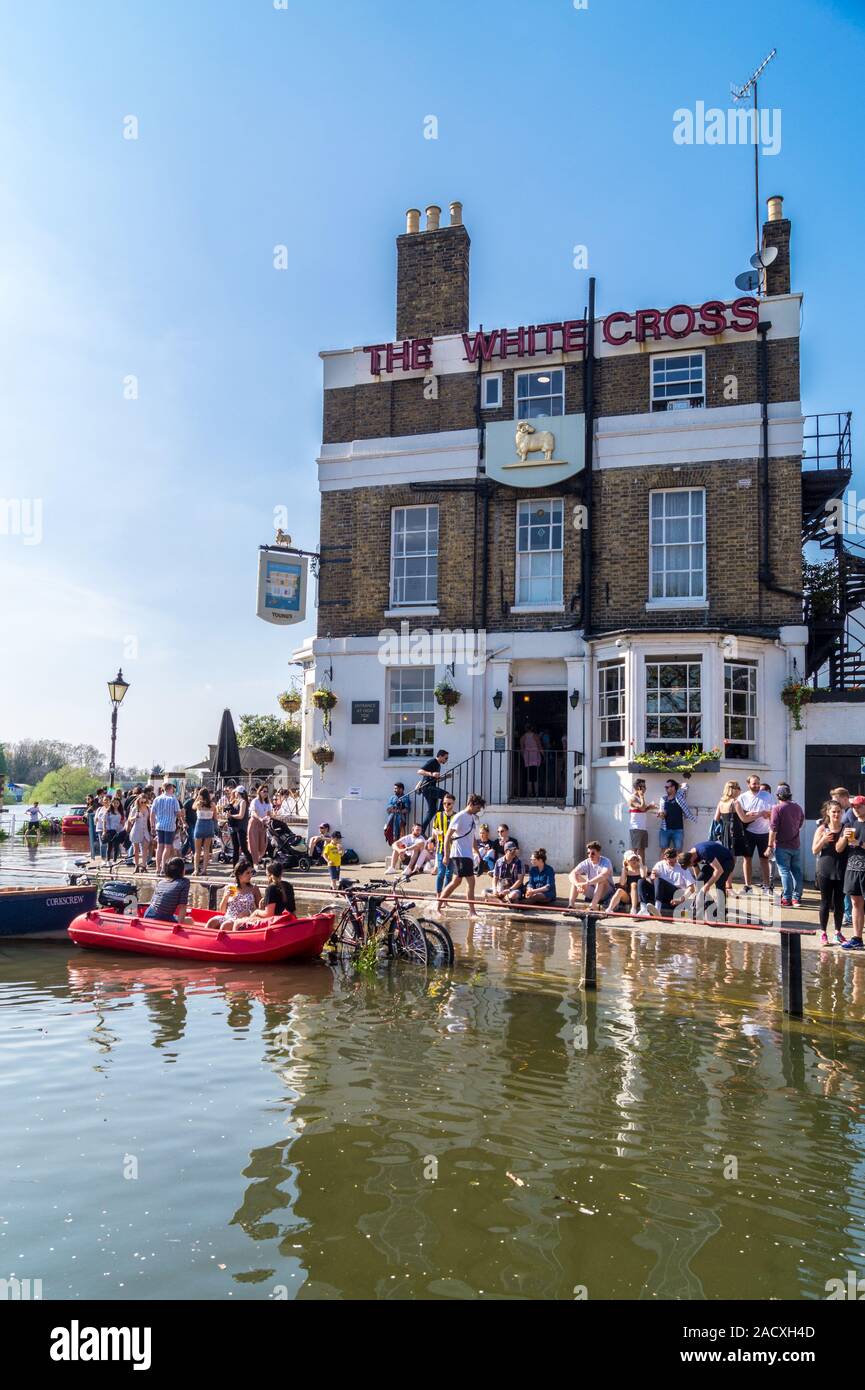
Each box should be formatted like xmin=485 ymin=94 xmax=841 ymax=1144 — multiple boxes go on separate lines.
xmin=85 ymin=782 xmax=303 ymax=875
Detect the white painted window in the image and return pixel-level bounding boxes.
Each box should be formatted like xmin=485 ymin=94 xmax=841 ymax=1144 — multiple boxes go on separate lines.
xmin=516 ymin=499 xmax=563 ymax=606
xmin=598 ymin=660 xmax=626 ymax=757
xmin=390 ymin=505 xmax=439 ymax=607
xmin=387 ymin=667 xmax=435 ymax=759
xmin=649 ymin=489 xmax=705 ymax=601
xmin=481 ymin=374 xmax=502 ymax=410
xmin=724 ymin=660 xmax=758 ymax=760
xmin=516 ymin=367 xmax=565 ymax=419
xmin=645 ymin=658 xmax=703 ymax=751
xmin=651 ymin=351 xmax=705 ymax=411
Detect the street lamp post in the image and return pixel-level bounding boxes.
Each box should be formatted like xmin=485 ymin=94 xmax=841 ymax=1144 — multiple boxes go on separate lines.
xmin=107 ymin=669 xmax=130 ymax=791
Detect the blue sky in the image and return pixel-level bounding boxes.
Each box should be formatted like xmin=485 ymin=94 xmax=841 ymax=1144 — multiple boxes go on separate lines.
xmin=0 ymin=0 xmax=862 ymax=770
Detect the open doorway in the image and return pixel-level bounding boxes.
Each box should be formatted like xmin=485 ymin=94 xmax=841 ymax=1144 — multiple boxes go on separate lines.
xmin=510 ymin=689 xmax=568 ymax=801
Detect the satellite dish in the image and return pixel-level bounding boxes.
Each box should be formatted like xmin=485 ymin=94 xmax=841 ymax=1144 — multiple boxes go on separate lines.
xmin=750 ymin=245 xmax=778 ymax=270
xmin=735 ymin=270 xmax=760 ymax=293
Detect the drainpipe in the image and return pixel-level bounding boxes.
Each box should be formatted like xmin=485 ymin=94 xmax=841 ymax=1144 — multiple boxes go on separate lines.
xmin=574 ymin=277 xmax=596 ymax=629
xmin=758 ymin=319 xmax=802 ymax=602
xmin=476 ymin=337 xmax=490 ymax=630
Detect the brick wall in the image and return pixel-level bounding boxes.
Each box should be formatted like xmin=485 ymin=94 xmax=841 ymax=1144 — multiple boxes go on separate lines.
xmin=590 ymin=456 xmax=802 ymax=633
xmin=323 ymin=339 xmax=798 ymax=442
xmin=396 ymin=225 xmax=470 ymax=339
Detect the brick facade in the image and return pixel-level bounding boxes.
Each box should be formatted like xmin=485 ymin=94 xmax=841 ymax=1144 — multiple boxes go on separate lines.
xmin=322 ymin=338 xmax=799 ymax=443
xmin=396 ymin=225 xmax=470 ymax=339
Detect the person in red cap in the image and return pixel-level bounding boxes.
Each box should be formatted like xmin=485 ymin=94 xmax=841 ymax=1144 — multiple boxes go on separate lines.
xmin=841 ymin=796 xmax=865 ymax=950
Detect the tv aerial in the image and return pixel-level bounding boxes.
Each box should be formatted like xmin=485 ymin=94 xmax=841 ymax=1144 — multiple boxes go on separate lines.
xmin=731 ymin=47 xmax=778 ymax=282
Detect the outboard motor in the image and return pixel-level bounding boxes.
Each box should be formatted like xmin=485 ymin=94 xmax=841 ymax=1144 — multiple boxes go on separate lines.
xmin=98 ymin=880 xmax=139 ymax=915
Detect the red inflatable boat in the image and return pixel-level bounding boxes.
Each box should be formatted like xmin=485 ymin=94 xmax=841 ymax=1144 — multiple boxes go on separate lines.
xmin=67 ymin=905 xmax=335 ymax=963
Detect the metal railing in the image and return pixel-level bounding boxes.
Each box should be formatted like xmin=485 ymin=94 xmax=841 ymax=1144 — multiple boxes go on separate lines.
xmin=410 ymin=748 xmax=585 ymax=825
xmin=802 ymin=411 xmax=852 ymax=471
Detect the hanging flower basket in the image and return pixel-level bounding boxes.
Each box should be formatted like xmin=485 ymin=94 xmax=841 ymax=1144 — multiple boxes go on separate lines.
xmin=312 ymin=687 xmax=338 ymax=734
xmin=278 ymin=691 xmax=302 ymax=715
xmin=780 ymin=679 xmax=813 ymax=731
xmin=434 ymin=678 xmax=461 ymax=726
xmin=310 ymin=741 xmax=334 ymax=776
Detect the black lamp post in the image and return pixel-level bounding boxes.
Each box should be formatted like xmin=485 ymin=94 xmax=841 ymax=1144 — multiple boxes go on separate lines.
xmin=107 ymin=669 xmax=130 ymax=790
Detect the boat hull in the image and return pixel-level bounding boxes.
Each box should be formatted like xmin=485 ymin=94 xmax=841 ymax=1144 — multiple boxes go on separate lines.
xmin=68 ymin=905 xmax=335 ymax=963
xmin=0 ymin=884 xmax=99 ymax=939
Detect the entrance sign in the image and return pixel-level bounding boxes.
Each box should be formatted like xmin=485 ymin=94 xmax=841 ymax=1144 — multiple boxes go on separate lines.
xmin=352 ymin=701 xmax=380 ymax=725
xmin=256 ymin=548 xmax=308 ymax=626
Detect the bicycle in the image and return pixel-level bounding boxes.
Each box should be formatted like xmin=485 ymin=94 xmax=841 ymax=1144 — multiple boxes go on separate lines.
xmin=328 ymin=878 xmax=454 ymax=967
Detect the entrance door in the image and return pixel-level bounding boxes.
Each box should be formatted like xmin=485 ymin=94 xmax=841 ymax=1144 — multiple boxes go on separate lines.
xmin=511 ymin=690 xmax=568 ymax=802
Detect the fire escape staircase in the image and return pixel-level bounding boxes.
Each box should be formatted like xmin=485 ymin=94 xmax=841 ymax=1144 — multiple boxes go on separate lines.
xmin=801 ymin=412 xmax=865 ymax=689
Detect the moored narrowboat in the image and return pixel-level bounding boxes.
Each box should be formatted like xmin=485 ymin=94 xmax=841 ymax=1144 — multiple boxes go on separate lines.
xmin=0 ymin=883 xmax=99 ymax=939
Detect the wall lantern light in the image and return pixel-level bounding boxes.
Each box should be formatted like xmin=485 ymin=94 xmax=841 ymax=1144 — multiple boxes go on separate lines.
xmin=492 ymin=690 xmax=503 ymax=710
xmin=569 ymin=689 xmax=580 ymax=709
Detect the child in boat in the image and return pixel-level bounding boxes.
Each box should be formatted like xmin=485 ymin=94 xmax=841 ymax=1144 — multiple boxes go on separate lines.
xmin=322 ymin=831 xmax=343 ymax=887
xmin=143 ymin=856 xmax=191 ymax=924
xmin=213 ymin=859 xmax=261 ymax=931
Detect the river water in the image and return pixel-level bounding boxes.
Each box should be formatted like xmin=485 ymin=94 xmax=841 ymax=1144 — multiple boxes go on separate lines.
xmin=2 ymin=837 xmax=865 ymax=1301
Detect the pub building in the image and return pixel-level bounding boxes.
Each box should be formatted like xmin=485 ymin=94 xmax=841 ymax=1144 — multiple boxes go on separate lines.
xmin=292 ymin=198 xmax=864 ymax=869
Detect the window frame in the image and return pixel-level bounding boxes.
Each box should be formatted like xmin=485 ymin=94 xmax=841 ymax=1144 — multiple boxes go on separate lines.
xmin=648 ymin=487 xmax=706 ymax=605
xmin=481 ymin=373 xmax=503 ymax=410
xmin=723 ymin=659 xmax=758 ymax=761
xmin=598 ymin=659 xmax=626 ymax=758
xmin=650 ymin=350 xmax=706 ymax=412
xmin=644 ymin=656 xmax=703 ymax=753
xmin=514 ymin=367 xmax=566 ymax=420
xmin=514 ymin=497 xmax=564 ymax=609
xmin=389 ymin=504 xmax=439 ymax=609
xmin=386 ymin=666 xmax=435 ymax=760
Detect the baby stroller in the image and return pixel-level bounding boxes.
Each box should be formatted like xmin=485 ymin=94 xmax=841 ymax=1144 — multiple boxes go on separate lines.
xmin=213 ymin=818 xmax=235 ymax=865
xmin=267 ymin=820 xmax=312 ymax=872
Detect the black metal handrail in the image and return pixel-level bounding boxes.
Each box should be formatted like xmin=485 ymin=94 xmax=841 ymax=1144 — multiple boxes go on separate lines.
xmin=410 ymin=748 xmax=585 ymax=826
xmin=802 ymin=411 xmax=852 ymax=471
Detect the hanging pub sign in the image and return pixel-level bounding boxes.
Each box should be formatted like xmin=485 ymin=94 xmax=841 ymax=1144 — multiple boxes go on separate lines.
xmin=256 ymin=546 xmax=308 ymax=626
xmin=484 ymin=413 xmax=585 ymax=488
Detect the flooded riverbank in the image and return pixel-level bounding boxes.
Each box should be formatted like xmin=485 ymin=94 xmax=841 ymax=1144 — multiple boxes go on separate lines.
xmin=2 ymin=838 xmax=864 ymax=1300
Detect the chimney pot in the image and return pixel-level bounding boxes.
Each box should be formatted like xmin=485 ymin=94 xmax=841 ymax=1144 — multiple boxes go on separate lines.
xmin=766 ymin=194 xmax=784 ymax=223
xmin=405 ymin=208 xmax=421 ymax=235
xmin=449 ymin=200 xmax=463 ymax=227
xmin=425 ymin=204 xmax=441 ymax=231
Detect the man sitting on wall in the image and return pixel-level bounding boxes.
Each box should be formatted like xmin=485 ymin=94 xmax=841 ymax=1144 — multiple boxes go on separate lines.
xmin=637 ymin=847 xmax=698 ymax=918
xmin=568 ymin=842 xmax=614 ymax=910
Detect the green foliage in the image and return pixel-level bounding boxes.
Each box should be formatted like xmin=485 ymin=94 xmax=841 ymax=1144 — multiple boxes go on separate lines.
xmin=803 ymin=559 xmax=837 ymax=620
xmin=5 ymin=739 xmax=106 ymax=784
xmin=630 ymin=745 xmax=722 ymax=772
xmin=238 ymin=714 xmax=300 ymax=758
xmin=27 ymin=765 xmax=102 ymax=805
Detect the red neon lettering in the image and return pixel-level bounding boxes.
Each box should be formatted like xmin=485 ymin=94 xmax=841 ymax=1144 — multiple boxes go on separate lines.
xmin=635 ymin=310 xmax=662 ymax=342
xmin=697 ymin=300 xmax=728 ymax=336
xmin=535 ymin=322 xmax=562 ymax=353
xmin=662 ymin=304 xmax=696 ymax=339
xmin=562 ymin=319 xmax=586 ymax=353
xmin=363 ymin=344 xmax=386 ymax=374
xmin=603 ymin=312 xmax=634 ymax=345
xmin=411 ymin=339 xmax=433 ymax=370
xmin=462 ymin=331 xmax=502 ymax=363
xmin=730 ymin=296 xmax=760 ymax=332
xmin=499 ymin=328 xmax=527 ymax=358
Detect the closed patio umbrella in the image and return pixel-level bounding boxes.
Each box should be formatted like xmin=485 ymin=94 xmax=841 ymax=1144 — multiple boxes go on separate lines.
xmin=210 ymin=709 xmax=243 ymax=785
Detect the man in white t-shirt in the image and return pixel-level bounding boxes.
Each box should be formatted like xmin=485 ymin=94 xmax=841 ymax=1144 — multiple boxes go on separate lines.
xmin=736 ymin=773 xmax=774 ymax=890
xmin=637 ymin=847 xmax=697 ymax=916
xmin=385 ymin=824 xmax=426 ymax=875
xmin=438 ymin=794 xmax=485 ymax=911
xmin=568 ymin=842 xmax=614 ymax=909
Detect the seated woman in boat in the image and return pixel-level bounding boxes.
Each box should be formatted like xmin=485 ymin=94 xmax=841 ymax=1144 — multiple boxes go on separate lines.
xmin=213 ymin=859 xmax=261 ymax=931
xmin=247 ymin=861 xmax=296 ymax=921
xmin=143 ymin=856 xmax=191 ymax=924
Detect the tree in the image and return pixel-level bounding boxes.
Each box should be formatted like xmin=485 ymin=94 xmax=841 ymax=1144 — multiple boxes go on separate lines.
xmin=238 ymin=715 xmax=300 ymax=759
xmin=5 ymin=739 xmax=106 ymax=783
xmin=28 ymin=765 xmax=102 ymax=805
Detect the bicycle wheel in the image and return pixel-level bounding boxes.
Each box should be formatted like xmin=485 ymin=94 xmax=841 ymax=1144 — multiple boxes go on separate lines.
xmin=330 ymin=908 xmax=365 ymax=955
xmin=419 ymin=917 xmax=455 ymax=967
xmin=387 ymin=913 xmax=430 ymax=966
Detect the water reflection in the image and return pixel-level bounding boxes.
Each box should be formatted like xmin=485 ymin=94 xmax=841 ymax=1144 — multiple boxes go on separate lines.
xmin=1 ymin=919 xmax=864 ymax=1300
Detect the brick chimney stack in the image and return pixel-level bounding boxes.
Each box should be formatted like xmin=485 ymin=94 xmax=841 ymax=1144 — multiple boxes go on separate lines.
xmin=761 ymin=194 xmax=791 ymax=296
xmin=396 ymin=201 xmax=470 ymax=339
